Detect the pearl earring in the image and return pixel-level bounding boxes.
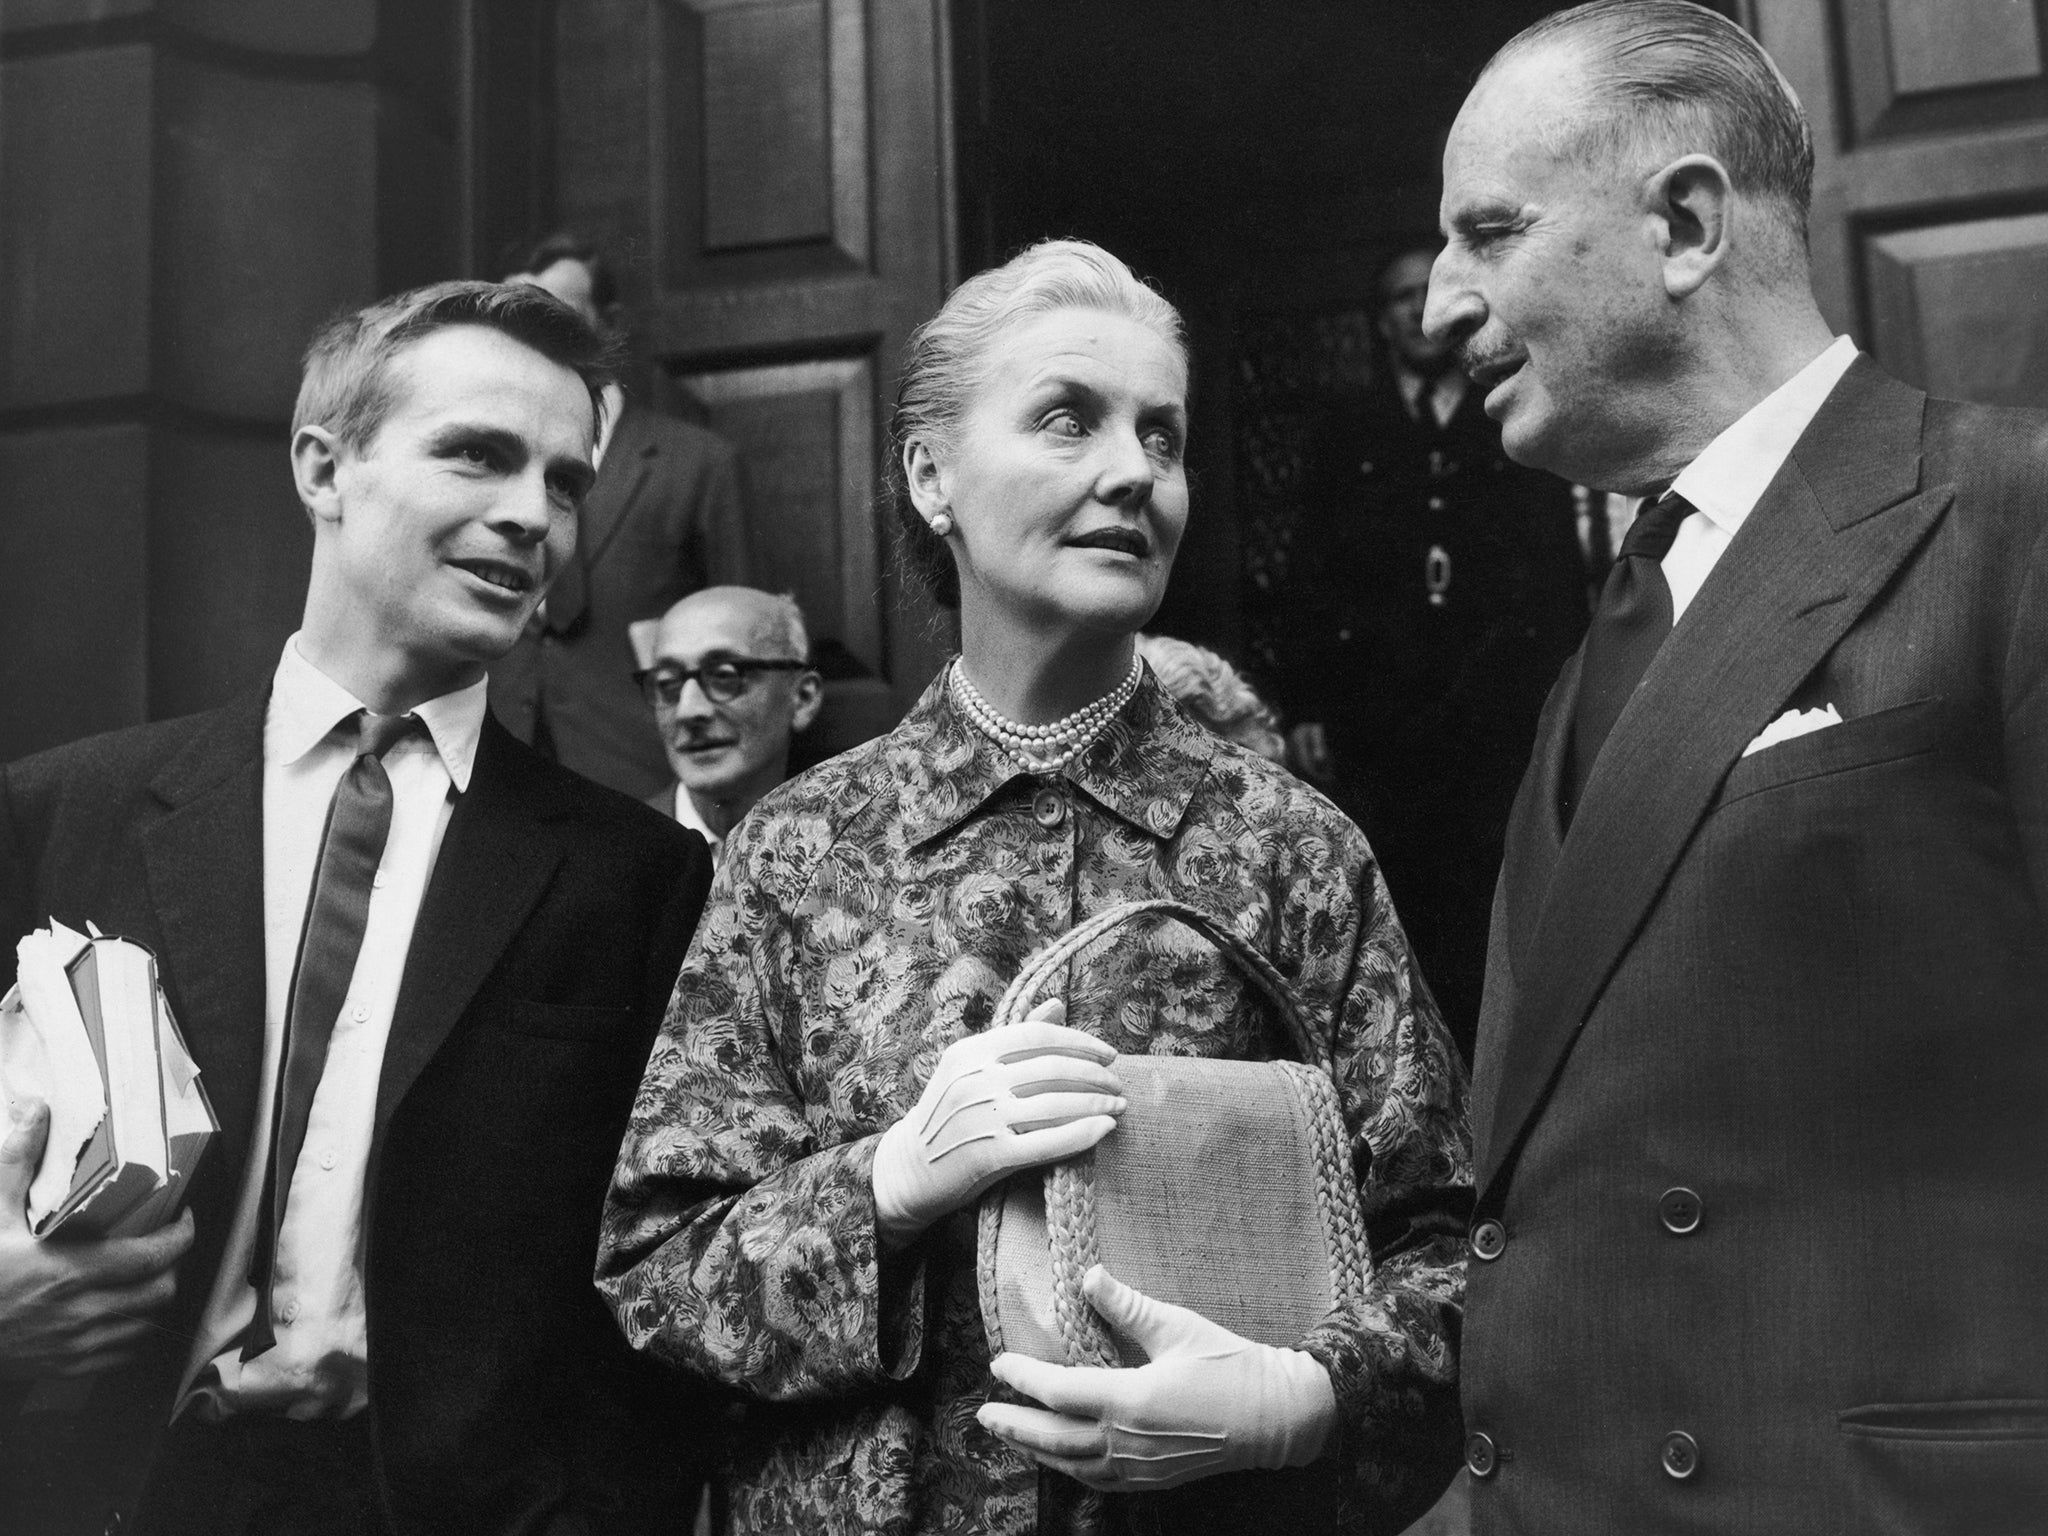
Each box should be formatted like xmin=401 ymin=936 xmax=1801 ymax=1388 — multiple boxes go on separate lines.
xmin=929 ymin=513 xmax=954 ymax=538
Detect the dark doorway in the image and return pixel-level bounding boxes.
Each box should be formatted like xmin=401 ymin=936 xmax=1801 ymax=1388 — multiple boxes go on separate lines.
xmin=950 ymin=1 xmax=1562 ymax=675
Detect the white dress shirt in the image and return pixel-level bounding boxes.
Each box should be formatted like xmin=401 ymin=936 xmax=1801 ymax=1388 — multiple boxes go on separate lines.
xmin=1397 ymin=365 xmax=1468 ymax=430
xmin=180 ymin=635 xmax=483 ymax=1420
xmin=664 ymin=782 xmax=724 ymax=868
xmin=1651 ymin=335 xmax=1860 ymax=622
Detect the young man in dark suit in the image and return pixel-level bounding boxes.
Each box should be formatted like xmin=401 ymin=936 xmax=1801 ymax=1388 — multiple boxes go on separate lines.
xmin=0 ymin=281 xmax=713 ymax=1535
xmin=1425 ymin=2 xmax=2048 ymax=1530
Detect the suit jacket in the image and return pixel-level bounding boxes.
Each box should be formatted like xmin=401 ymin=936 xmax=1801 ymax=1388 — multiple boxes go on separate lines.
xmin=1275 ymin=376 xmax=1588 ymax=1051
xmin=0 ymin=697 xmax=714 ymax=1536
xmin=490 ymin=403 xmax=748 ymax=799
xmin=1464 ymin=358 xmax=2048 ymax=1533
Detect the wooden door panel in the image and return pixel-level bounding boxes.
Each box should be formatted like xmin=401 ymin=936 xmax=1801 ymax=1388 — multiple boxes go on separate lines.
xmin=558 ymin=0 xmax=954 ymax=745
xmin=1757 ymin=0 xmax=2048 ymax=409
xmin=1865 ymin=212 xmax=2048 ymax=407
xmin=659 ymin=0 xmax=871 ymax=282
xmin=680 ymin=358 xmax=881 ymax=671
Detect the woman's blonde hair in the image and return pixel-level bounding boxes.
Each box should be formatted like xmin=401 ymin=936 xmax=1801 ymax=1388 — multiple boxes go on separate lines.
xmin=887 ymin=240 xmax=1187 ymax=607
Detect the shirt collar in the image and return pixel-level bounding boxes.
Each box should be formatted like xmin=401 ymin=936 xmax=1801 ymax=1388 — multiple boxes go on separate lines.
xmin=890 ymin=663 xmax=1216 ymax=848
xmin=670 ymin=783 xmax=724 ymax=854
xmin=265 ymin=633 xmax=485 ymax=791
xmin=1395 ymin=365 xmax=1466 ymax=423
xmin=1666 ymin=335 xmax=1859 ymax=539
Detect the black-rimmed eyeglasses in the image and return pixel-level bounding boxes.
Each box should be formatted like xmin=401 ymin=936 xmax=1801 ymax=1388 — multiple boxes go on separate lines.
xmin=633 ymin=658 xmax=809 ymax=707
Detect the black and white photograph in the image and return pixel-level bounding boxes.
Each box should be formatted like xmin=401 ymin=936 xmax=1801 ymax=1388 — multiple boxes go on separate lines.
xmin=2 ymin=1 xmax=2043 ymax=1532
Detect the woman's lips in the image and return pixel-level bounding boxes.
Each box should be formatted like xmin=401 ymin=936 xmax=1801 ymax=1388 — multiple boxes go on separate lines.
xmin=1067 ymin=528 xmax=1150 ymax=558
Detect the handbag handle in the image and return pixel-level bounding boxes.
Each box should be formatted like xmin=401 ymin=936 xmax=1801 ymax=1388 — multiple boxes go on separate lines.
xmin=989 ymin=897 xmax=1331 ymax=1075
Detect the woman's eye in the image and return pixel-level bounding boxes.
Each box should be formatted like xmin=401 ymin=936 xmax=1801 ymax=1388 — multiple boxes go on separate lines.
xmin=1143 ymin=428 xmax=1181 ymax=460
xmin=1042 ymin=410 xmax=1085 ymax=438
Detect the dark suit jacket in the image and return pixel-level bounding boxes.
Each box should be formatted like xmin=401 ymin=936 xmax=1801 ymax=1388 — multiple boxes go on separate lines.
xmin=490 ymin=403 xmax=748 ymax=800
xmin=0 ymin=698 xmax=713 ymax=1536
xmin=1276 ymin=376 xmax=1588 ymax=1051
xmin=1464 ymin=358 xmax=2048 ymax=1533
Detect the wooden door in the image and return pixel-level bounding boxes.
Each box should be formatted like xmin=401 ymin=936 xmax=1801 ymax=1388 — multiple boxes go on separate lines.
xmin=1752 ymin=0 xmax=2048 ymax=407
xmin=555 ymin=0 xmax=957 ymax=746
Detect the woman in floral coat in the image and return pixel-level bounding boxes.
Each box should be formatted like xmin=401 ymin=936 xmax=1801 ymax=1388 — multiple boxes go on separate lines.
xmin=597 ymin=241 xmax=1472 ymax=1535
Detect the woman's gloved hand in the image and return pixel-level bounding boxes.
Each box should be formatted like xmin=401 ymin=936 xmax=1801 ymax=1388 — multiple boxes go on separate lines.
xmin=872 ymin=1001 xmax=1124 ymax=1242
xmin=977 ymin=1265 xmax=1337 ymax=1490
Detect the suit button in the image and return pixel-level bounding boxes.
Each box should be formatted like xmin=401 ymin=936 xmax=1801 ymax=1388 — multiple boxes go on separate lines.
xmin=1465 ymin=1431 xmax=1499 ymax=1478
xmin=1032 ymin=789 xmax=1065 ymax=828
xmin=1470 ymin=1218 xmax=1506 ymax=1261
xmin=1660 ymin=1430 xmax=1700 ymax=1481
xmin=1659 ymin=1187 xmax=1703 ymax=1235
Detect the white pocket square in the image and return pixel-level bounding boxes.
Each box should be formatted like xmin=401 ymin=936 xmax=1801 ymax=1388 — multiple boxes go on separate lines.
xmin=1742 ymin=704 xmax=1843 ymax=758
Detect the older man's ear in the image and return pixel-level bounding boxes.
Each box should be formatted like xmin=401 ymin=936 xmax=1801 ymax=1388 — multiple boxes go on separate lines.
xmin=1650 ymin=153 xmax=1734 ymax=301
xmin=791 ymin=670 xmax=825 ymax=734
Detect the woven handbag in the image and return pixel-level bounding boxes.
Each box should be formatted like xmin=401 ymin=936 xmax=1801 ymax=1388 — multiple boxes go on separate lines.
xmin=976 ymin=898 xmax=1370 ymax=1371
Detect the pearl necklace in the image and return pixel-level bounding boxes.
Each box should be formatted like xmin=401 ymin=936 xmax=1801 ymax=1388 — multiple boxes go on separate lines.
xmin=950 ymin=655 xmax=1142 ymax=774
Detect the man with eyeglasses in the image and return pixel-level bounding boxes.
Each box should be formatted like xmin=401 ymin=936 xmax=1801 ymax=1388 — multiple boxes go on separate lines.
xmin=629 ymin=587 xmax=823 ymax=865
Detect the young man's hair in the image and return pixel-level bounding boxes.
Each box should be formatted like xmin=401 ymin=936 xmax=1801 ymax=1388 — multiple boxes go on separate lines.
xmin=292 ymin=279 xmax=622 ymax=450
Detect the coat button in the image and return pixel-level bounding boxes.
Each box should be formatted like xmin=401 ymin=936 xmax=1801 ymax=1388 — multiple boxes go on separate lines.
xmin=1659 ymin=1187 xmax=1703 ymax=1235
xmin=1661 ymin=1430 xmax=1700 ymax=1480
xmin=1031 ymin=789 xmax=1065 ymax=828
xmin=1465 ymin=1431 xmax=1499 ymax=1478
xmin=1470 ymin=1218 xmax=1506 ymax=1261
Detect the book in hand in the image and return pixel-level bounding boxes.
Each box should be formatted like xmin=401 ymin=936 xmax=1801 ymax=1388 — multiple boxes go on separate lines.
xmin=0 ymin=919 xmax=217 ymax=1239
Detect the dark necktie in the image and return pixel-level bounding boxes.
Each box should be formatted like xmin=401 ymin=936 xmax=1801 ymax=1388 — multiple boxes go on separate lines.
xmin=1563 ymin=493 xmax=1696 ymax=826
xmin=245 ymin=710 xmax=418 ymax=1359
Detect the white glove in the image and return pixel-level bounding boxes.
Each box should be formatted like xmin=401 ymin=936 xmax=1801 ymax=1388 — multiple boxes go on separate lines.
xmin=872 ymin=1001 xmax=1123 ymax=1242
xmin=977 ymin=1264 xmax=1337 ymax=1490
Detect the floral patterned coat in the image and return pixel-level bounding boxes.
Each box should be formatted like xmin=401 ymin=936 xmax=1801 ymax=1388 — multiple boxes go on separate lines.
xmin=597 ymin=670 xmax=1473 ymax=1535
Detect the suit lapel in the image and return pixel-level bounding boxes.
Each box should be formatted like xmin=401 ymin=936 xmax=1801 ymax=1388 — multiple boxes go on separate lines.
xmin=138 ymin=691 xmax=271 ymax=1227
xmin=1479 ymin=362 xmax=1952 ymax=1194
xmin=578 ymin=405 xmax=657 ymax=576
xmin=374 ymin=715 xmax=563 ymax=1136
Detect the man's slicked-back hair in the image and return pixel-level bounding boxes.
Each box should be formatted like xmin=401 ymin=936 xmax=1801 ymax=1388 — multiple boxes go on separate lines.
xmin=502 ymin=229 xmax=619 ymax=310
xmin=292 ymin=279 xmax=623 ymax=452
xmin=1489 ymin=0 xmax=1815 ymax=246
xmin=886 ymin=238 xmax=1188 ymax=609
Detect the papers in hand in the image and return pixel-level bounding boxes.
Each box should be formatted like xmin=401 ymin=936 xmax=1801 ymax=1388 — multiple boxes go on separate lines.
xmin=0 ymin=920 xmax=216 ymax=1237
xmin=1741 ymin=703 xmax=1844 ymax=758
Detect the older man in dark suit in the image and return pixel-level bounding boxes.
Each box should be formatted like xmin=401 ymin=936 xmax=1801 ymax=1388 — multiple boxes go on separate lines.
xmin=0 ymin=281 xmax=713 ymax=1535
xmin=1425 ymin=2 xmax=2048 ymax=1531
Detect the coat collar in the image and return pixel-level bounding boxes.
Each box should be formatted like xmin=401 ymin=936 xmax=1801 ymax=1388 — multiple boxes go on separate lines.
xmin=139 ymin=688 xmax=272 ymax=1258
xmin=374 ymin=712 xmax=566 ymax=1137
xmin=889 ymin=663 xmax=1216 ymax=848
xmin=1477 ymin=359 xmax=1952 ymax=1195
xmin=579 ymin=403 xmax=661 ymax=573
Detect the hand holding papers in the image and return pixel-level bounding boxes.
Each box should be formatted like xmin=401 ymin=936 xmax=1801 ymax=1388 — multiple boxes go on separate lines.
xmin=0 ymin=1100 xmax=192 ymax=1381
xmin=1 ymin=921 xmax=217 ymax=1238
xmin=1 ymin=921 xmax=207 ymax=1386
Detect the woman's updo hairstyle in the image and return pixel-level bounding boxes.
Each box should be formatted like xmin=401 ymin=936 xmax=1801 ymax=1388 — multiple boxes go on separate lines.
xmin=887 ymin=239 xmax=1188 ymax=608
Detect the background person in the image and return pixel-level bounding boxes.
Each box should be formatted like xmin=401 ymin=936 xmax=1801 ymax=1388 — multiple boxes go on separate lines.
xmin=628 ymin=585 xmax=823 ymax=864
xmin=1427 ymin=4 xmax=2048 ymax=1530
xmin=491 ymin=231 xmax=752 ymax=799
xmin=1134 ymin=632 xmax=1286 ymax=763
xmin=1272 ymin=244 xmax=1587 ymax=1056
xmin=597 ymin=240 xmax=1470 ymax=1536
xmin=0 ymin=281 xmax=713 ymax=1536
